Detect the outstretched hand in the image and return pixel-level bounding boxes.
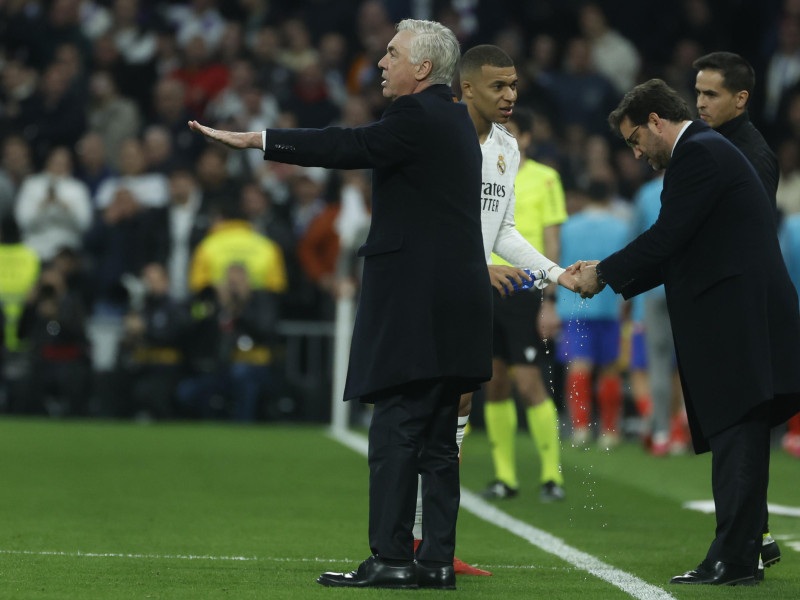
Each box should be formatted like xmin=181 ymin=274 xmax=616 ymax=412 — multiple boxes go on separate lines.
xmin=187 ymin=121 xmax=262 ymax=150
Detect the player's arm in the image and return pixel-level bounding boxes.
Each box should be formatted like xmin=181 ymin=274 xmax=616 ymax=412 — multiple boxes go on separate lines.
xmin=492 ymin=191 xmax=571 ymax=291
xmin=538 ymin=222 xmax=562 ymax=339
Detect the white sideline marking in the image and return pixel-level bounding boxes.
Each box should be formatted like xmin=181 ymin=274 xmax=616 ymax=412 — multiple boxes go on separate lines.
xmin=684 ymin=499 xmax=800 ymax=518
xmin=329 ymin=428 xmax=676 ymax=600
xmin=0 ymin=549 xmax=640 ymax=572
xmin=0 ymin=550 xmax=347 ymax=563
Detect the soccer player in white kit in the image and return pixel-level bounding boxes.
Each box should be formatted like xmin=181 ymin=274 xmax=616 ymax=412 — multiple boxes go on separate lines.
xmin=412 ymin=44 xmax=577 ymax=575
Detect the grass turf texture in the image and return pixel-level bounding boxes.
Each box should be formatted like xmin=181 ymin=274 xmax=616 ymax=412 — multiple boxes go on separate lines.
xmin=0 ymin=418 xmax=797 ymax=599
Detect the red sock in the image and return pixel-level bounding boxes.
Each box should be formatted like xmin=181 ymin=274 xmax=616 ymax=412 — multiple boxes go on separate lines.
xmin=566 ymin=370 xmax=592 ymax=429
xmin=788 ymin=414 xmax=800 ymax=435
xmin=635 ymin=395 xmax=652 ymax=418
xmin=597 ymin=374 xmax=622 ymax=433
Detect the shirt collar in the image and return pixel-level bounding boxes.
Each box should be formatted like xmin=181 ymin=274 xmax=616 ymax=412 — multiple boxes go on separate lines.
xmin=671 ymin=121 xmax=693 ymax=156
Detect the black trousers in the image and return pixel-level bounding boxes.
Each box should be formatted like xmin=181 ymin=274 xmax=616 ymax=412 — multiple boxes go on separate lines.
xmin=705 ymin=407 xmax=771 ymax=571
xmin=366 ymin=378 xmax=461 ymax=565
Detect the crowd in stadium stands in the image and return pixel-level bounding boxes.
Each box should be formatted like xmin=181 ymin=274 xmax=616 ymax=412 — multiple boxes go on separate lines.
xmin=1 ymin=0 xmax=800 ymax=456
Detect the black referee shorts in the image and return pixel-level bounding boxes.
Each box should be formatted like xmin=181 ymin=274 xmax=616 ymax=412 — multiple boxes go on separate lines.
xmin=492 ymin=287 xmax=547 ymax=366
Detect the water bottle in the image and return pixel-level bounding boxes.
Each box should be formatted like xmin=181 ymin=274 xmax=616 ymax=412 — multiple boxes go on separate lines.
xmin=511 ymin=268 xmax=548 ymax=291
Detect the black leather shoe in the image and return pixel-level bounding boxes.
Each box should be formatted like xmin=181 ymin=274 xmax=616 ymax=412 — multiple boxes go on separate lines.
xmin=417 ymin=563 xmax=456 ymax=590
xmin=669 ymin=560 xmax=758 ymax=586
xmin=317 ymin=555 xmax=418 ymax=589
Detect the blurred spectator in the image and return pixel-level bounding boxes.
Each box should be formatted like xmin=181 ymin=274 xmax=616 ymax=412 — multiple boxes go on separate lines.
xmin=0 ymin=136 xmax=34 ymax=208
xmin=677 ymin=0 xmax=730 ymax=53
xmin=26 ymin=62 xmax=88 ymax=166
xmin=87 ymin=70 xmax=142 ymax=169
xmin=318 ymin=32 xmax=351 ymax=107
xmin=579 ymin=3 xmax=641 ymax=95
xmin=777 ymin=138 xmax=800 ymax=216
xmin=110 ymin=0 xmax=158 ymax=67
xmin=188 ymin=200 xmax=287 ymax=295
xmin=89 ymin=31 xmax=152 ymax=112
xmin=194 ymin=146 xmax=241 ymax=217
xmin=15 ymin=146 xmax=93 ymax=262
xmin=165 ymin=0 xmax=227 ymax=53
xmin=78 ymin=0 xmax=113 ymax=41
xmin=178 ymin=262 xmax=281 ymax=421
xmin=147 ymin=77 xmax=206 ymax=165
xmin=169 ymin=34 xmax=230 ymax=119
xmin=249 ymin=26 xmax=292 ymax=102
xmin=288 ymin=166 xmax=328 ymax=238
xmin=278 ymin=18 xmax=319 ymax=73
xmin=74 ymin=132 xmax=115 ymax=202
xmin=283 ymin=61 xmax=341 ymax=128
xmin=662 ymin=39 xmax=704 ymax=110
xmin=296 ymin=195 xmax=341 ymax=318
xmin=239 ymin=0 xmax=284 ymax=46
xmin=83 ymin=187 xmax=149 ymax=315
xmin=0 ymin=58 xmax=40 ymax=141
xmin=38 ymin=0 xmax=94 ymax=70
xmin=17 ymin=265 xmax=91 ymax=416
xmin=116 ymin=262 xmax=187 ymax=419
xmin=206 ymin=58 xmax=280 ymax=131
xmin=217 ymin=262 xmax=281 ymax=420
xmin=543 ymin=37 xmax=619 ymax=136
xmin=53 ymin=41 xmax=90 ymax=101
xmin=0 ymin=215 xmax=40 ymax=354
xmin=764 ymin=13 xmax=800 ymax=127
xmin=346 ymin=0 xmax=394 ymax=96
xmin=240 ymin=180 xmax=294 ymax=258
xmin=218 ymin=20 xmax=246 ymax=63
xmin=142 ymin=124 xmax=181 ymax=175
xmin=95 ymin=137 xmax=169 ymax=210
xmin=142 ymin=168 xmax=210 ymax=302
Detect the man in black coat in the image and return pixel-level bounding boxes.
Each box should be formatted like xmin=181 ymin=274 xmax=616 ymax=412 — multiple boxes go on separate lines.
xmin=189 ymin=19 xmax=491 ymax=590
xmin=694 ymin=51 xmax=779 ymax=213
xmin=693 ymin=49 xmax=783 ymax=575
xmin=572 ymin=79 xmax=800 ymax=586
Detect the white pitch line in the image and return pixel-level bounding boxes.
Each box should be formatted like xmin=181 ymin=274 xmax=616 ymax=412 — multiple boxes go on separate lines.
xmin=329 ymin=427 xmax=676 ymax=600
xmin=0 ymin=550 xmax=348 ymax=563
xmin=0 ymin=549 xmax=609 ymax=572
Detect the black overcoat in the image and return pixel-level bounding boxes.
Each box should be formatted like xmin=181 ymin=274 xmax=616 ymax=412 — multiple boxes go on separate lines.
xmin=599 ymin=120 xmax=800 ymax=453
xmin=263 ymin=84 xmax=493 ymax=400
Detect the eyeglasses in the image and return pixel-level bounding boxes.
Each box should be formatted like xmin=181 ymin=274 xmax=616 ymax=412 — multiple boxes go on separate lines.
xmin=625 ymin=125 xmax=641 ymax=149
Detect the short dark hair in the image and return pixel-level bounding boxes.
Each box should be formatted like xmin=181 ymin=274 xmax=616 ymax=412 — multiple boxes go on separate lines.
xmin=459 ymin=44 xmax=514 ymax=77
xmin=509 ymin=106 xmax=534 ymax=135
xmin=692 ymin=51 xmax=755 ymax=98
xmin=608 ymin=78 xmax=693 ymax=133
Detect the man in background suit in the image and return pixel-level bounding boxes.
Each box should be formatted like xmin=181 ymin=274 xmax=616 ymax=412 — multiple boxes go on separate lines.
xmin=572 ymin=79 xmax=800 ymax=586
xmin=189 ymin=19 xmax=491 ymax=590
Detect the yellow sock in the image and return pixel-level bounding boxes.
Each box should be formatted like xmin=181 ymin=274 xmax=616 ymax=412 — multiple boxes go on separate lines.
xmin=485 ymin=399 xmax=518 ymax=489
xmin=527 ymin=399 xmax=564 ymax=486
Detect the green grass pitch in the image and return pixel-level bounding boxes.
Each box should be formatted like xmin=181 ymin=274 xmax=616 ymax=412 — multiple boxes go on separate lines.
xmin=0 ymin=417 xmax=797 ymax=599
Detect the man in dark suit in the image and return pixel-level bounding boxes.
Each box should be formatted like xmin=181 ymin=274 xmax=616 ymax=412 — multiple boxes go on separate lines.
xmin=693 ymin=49 xmax=782 ymax=576
xmin=572 ymin=79 xmax=800 ymax=586
xmin=189 ymin=19 xmax=491 ymax=590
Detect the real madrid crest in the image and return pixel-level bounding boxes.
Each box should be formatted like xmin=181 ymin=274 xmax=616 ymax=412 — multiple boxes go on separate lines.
xmin=497 ymin=154 xmax=506 ymax=174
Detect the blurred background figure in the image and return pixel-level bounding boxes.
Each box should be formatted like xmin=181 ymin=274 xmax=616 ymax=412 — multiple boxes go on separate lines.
xmin=17 ymin=266 xmax=91 ymax=417
xmin=557 ymin=181 xmax=629 ymax=449
xmin=14 ymin=146 xmax=93 ymax=263
xmin=116 ymin=262 xmax=187 ymax=421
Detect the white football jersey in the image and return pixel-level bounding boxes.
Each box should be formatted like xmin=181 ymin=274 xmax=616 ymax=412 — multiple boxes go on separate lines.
xmin=479 ymin=123 xmax=556 ymax=272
